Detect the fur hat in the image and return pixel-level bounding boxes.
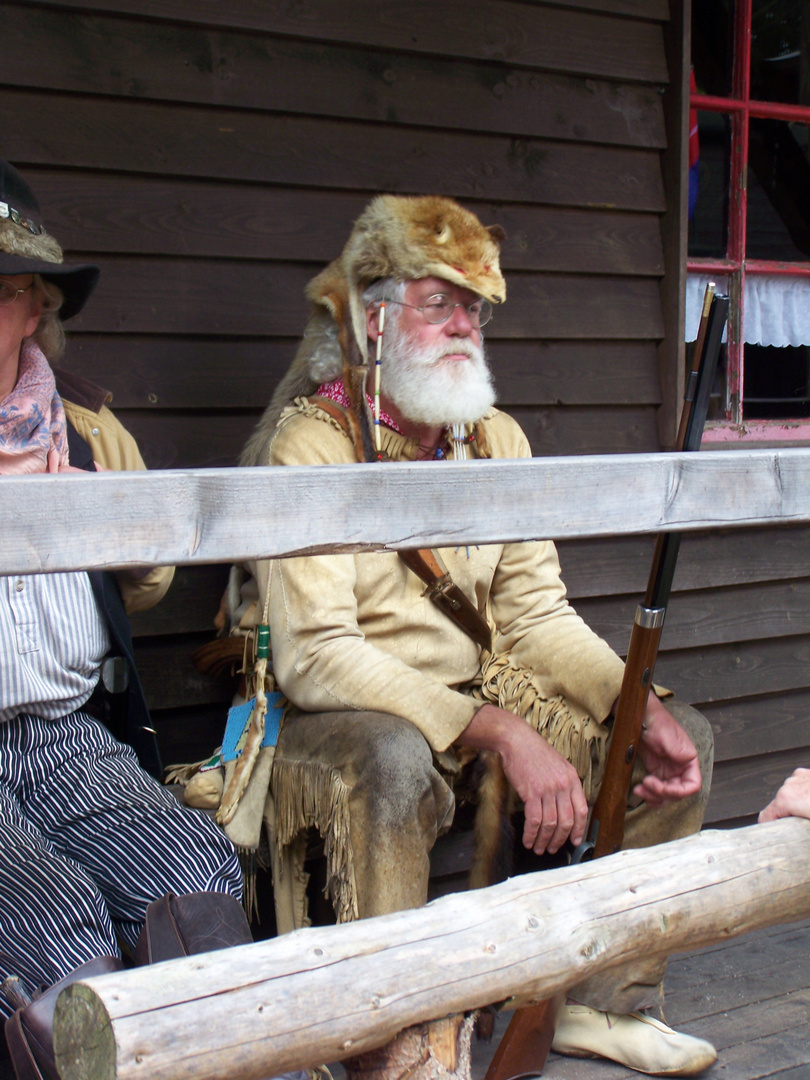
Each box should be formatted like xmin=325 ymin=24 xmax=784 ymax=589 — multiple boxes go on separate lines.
xmin=242 ymin=194 xmax=506 ymax=464
xmin=0 ymin=159 xmax=99 ymax=320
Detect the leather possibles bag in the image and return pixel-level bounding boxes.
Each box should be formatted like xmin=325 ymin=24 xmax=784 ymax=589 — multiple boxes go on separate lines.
xmin=5 ymin=893 xmax=252 ymax=1080
xmin=133 ymin=891 xmax=253 ymax=965
xmin=5 ymin=956 xmax=123 ymax=1080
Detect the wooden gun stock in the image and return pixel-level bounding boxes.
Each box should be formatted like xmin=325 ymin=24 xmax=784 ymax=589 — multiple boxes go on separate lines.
xmin=586 ymin=284 xmax=728 ymax=859
xmin=485 ymin=284 xmax=729 ymax=1080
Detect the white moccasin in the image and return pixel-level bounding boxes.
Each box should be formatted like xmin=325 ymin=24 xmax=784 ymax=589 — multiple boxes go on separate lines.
xmin=551 ymin=1004 xmax=717 ymax=1077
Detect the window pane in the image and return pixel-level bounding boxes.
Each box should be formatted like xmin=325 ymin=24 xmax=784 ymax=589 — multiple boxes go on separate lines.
xmin=692 ymin=0 xmax=734 ymax=98
xmin=746 ymin=117 xmax=810 ymax=259
xmin=751 ymin=0 xmax=810 ymax=105
xmin=743 ymin=344 xmax=810 ymax=417
xmin=688 ymin=112 xmax=731 ymax=259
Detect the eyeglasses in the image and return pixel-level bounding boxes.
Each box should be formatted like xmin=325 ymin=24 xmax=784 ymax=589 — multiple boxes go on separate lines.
xmin=382 ymin=293 xmax=493 ymax=328
xmin=0 ymin=281 xmax=33 ymax=308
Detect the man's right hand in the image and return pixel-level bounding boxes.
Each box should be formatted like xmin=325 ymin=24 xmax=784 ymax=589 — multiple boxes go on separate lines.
xmin=457 ymin=703 xmax=588 ymax=855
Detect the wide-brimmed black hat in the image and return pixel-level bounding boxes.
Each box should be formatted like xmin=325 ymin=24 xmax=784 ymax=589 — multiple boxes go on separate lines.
xmin=0 ymin=158 xmax=99 ymax=320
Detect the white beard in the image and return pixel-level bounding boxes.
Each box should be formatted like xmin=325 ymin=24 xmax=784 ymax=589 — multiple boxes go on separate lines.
xmin=379 ymin=323 xmax=496 ymax=427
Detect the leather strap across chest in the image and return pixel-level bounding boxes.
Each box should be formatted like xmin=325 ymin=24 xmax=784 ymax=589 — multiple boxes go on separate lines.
xmin=311 ymin=397 xmax=492 ymax=652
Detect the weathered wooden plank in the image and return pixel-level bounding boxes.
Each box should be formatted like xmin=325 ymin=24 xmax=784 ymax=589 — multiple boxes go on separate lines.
xmin=554 ymin=0 xmax=669 ymax=16
xmin=484 ymin=206 xmax=664 ymax=276
xmin=3 ymin=449 xmax=810 ymax=574
xmin=665 ymin=920 xmax=810 ymax=999
xmin=61 ymin=257 xmax=312 ymax=338
xmin=25 ymin=169 xmax=665 ymax=274
xmin=510 ymin=404 xmax=662 ymax=456
xmin=560 ymin=524 xmax=810 ymax=598
xmin=474 ymin=342 xmax=661 ymax=405
xmin=495 ymin=275 xmax=665 ymax=339
xmin=50 ymin=259 xmax=664 ymax=341
xmin=673 ymin=963 xmax=810 ymax=1028
xmin=150 ymin=702 xmax=231 ymax=766
xmin=113 ymin=404 xmax=663 ymax=470
xmin=128 ymin=565 xmax=229 ymax=637
xmin=3 ymin=90 xmax=667 ymax=211
xmin=61 ymin=337 xmax=661 ymax=411
xmin=51 ymin=819 xmax=810 ymax=1080
xmin=110 ymin=412 xmax=249 ymax=470
xmin=5 ymin=10 xmax=666 ymax=148
xmin=701 ymin=692 xmax=810 ymax=762
xmin=26 ymin=0 xmax=669 ymax=82
xmin=62 ymin=338 xmax=297 ymax=412
xmin=706 ymin=751 xmax=809 ymax=824
xmin=133 ymin=636 xmax=232 ymax=711
xmin=655 ymin=634 xmax=810 ymax=705
xmin=577 ymin=578 xmax=810 ymax=652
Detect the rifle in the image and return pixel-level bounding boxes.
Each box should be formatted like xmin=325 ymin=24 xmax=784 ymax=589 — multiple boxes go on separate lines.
xmin=484 ymin=284 xmax=729 ymax=1080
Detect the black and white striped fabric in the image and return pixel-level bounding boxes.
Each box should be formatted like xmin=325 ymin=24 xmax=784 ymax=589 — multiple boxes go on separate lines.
xmin=0 ymin=572 xmax=109 ymax=722
xmin=0 ymin=711 xmax=241 ymax=1016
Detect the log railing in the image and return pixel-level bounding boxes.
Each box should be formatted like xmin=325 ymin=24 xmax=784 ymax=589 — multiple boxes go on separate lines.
xmin=53 ymin=820 xmax=810 ymax=1080
xmin=3 ymin=449 xmax=810 ymax=1080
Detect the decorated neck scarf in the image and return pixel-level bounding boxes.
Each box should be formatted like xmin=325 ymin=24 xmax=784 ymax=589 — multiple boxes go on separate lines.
xmin=0 ymin=338 xmax=69 ymax=475
xmin=316 ymin=377 xmax=465 ymax=460
xmin=316 ymin=377 xmax=405 ymax=434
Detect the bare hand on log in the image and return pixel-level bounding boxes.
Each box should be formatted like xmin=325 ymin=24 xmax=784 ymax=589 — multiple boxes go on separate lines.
xmin=632 ymin=695 xmax=702 ymax=807
xmin=759 ymin=767 xmax=810 ymax=822
xmin=459 ymin=703 xmax=588 ymax=855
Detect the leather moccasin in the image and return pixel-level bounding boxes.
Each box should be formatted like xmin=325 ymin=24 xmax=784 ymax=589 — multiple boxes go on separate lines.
xmin=551 ymin=1004 xmax=717 ymax=1077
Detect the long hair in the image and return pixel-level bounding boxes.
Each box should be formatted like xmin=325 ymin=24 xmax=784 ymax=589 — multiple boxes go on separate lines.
xmin=30 ymin=275 xmax=66 ymax=361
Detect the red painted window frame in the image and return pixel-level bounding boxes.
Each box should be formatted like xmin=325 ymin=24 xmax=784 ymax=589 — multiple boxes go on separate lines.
xmin=689 ymin=0 xmax=810 ymax=443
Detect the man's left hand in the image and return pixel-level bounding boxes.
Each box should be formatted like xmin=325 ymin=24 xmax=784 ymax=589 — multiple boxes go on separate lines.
xmin=633 ymin=695 xmax=702 ymax=806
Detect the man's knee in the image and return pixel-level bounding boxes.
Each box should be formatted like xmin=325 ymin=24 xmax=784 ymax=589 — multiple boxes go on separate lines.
xmin=663 ymin=697 xmax=714 ymax=788
xmin=350 ymin=713 xmax=455 ymax=835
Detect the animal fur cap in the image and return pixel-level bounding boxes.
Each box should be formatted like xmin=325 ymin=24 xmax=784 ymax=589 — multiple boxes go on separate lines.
xmin=310 ymin=194 xmax=506 ymax=372
xmin=242 ymin=195 xmax=506 ymax=464
xmin=313 ymin=193 xmax=506 ymax=308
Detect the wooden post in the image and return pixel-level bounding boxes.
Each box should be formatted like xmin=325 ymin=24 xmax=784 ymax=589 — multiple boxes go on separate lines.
xmin=54 ymin=819 xmax=810 ymax=1080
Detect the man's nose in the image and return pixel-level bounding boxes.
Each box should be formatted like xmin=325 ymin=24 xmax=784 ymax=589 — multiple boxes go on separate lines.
xmin=444 ymin=303 xmax=474 ymax=334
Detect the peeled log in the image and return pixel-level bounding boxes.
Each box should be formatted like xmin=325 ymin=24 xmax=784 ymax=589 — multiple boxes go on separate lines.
xmin=54 ymin=819 xmax=810 ymax=1080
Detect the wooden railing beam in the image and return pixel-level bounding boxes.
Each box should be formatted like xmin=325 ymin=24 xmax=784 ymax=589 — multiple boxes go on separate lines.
xmin=53 ymin=819 xmax=810 ymax=1080
xmin=4 ymin=448 xmax=810 ymax=574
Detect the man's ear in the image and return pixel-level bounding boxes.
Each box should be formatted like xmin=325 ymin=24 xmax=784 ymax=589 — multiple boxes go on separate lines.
xmin=366 ymin=303 xmax=382 ymax=342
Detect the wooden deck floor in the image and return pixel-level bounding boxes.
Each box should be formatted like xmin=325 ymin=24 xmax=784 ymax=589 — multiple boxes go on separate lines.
xmin=469 ymin=917 xmax=810 ymax=1080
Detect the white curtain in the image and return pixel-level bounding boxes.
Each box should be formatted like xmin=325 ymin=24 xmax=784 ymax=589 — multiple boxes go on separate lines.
xmin=686 ymin=272 xmax=810 ymax=345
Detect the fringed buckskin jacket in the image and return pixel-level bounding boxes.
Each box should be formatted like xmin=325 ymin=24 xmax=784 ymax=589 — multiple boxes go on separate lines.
xmin=248 ymin=398 xmax=626 ymax=783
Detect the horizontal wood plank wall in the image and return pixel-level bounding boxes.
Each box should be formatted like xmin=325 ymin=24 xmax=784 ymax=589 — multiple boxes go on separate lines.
xmin=2 ymin=0 xmax=802 ymax=828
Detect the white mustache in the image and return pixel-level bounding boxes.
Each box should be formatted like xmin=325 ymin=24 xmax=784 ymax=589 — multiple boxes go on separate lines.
xmin=416 ymin=338 xmax=482 ymax=365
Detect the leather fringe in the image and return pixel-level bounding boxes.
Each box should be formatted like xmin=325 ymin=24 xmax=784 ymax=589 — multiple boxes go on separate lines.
xmin=271 ymin=756 xmax=359 ymax=923
xmin=472 ymin=652 xmax=608 ymax=803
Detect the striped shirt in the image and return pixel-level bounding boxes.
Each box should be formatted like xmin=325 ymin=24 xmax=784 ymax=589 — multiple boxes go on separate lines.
xmin=0 ymin=571 xmax=110 ymax=723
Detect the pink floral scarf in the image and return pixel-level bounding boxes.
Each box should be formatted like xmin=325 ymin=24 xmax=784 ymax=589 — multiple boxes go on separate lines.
xmin=0 ymin=339 xmax=69 ymax=475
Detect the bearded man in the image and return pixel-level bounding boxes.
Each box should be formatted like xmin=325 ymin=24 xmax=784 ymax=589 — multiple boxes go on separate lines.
xmin=239 ymin=195 xmax=717 ymax=1078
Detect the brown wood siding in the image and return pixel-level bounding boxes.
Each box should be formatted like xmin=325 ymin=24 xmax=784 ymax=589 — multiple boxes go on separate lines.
xmin=3 ymin=0 xmax=804 ymax=830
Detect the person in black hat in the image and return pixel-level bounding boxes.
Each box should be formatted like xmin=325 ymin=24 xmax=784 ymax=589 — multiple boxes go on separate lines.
xmin=0 ymin=159 xmax=251 ymax=1080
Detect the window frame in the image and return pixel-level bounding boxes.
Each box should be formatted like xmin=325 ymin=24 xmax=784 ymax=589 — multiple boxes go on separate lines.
xmin=690 ymin=0 xmax=810 ymax=443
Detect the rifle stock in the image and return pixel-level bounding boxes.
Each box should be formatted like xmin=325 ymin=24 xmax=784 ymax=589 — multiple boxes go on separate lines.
xmin=589 ymin=604 xmax=664 ymax=857
xmin=586 ymin=285 xmax=728 ymax=859
xmin=484 ymin=284 xmax=729 ymax=1080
